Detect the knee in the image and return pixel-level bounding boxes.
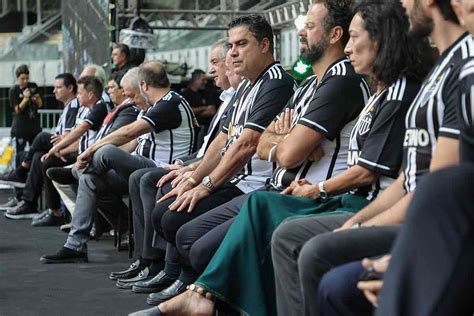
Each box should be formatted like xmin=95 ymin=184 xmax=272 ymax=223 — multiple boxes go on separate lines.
xmin=31 ymin=151 xmax=43 ymax=164
xmin=129 ymin=169 xmax=144 ymax=193
xmin=78 ymin=173 xmax=97 ymax=190
xmin=93 ymin=144 xmax=117 ymax=162
xmin=318 ymin=267 xmax=344 ymax=305
xmin=151 ymin=204 xmax=167 ymax=235
xmin=298 ymin=234 xmax=334 ymax=278
xmin=161 ymin=211 xmax=181 ymax=242
xmin=247 ymin=190 xmax=271 ymax=205
xmin=271 ymin=219 xmax=297 ymax=255
xmin=189 ymin=240 xmax=209 ymax=273
xmin=318 ymin=264 xmax=356 ymax=307
xmin=141 ymin=170 xmax=163 ymax=188
xmin=317 ymin=262 xmax=370 ymax=315
xmin=41 ymin=155 xmax=58 ymax=172
xmin=175 ymin=224 xmax=191 ymax=256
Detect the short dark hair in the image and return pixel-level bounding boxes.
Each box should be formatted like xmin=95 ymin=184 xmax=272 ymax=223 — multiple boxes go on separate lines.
xmin=55 ymin=73 xmax=78 ymax=94
xmin=434 ymin=0 xmax=459 ymax=24
xmin=353 ymin=0 xmax=435 ymax=85
xmin=113 ymin=43 xmax=131 ymax=60
xmin=138 ymin=61 xmax=170 ymax=88
xmin=109 ymin=71 xmax=125 ymax=88
xmin=228 ymin=14 xmax=274 ymax=54
xmin=77 ymin=76 xmax=103 ymax=99
xmin=314 ymin=0 xmax=353 ymax=47
xmin=191 ymin=69 xmax=206 ymax=83
xmin=15 ymin=64 xmax=29 ymax=78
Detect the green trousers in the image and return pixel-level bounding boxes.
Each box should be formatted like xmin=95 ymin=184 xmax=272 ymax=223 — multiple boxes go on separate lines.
xmin=196 ymin=191 xmax=369 ymax=315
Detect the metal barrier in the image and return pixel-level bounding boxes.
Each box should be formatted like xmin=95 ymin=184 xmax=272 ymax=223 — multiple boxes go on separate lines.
xmin=38 ymin=109 xmax=62 ymax=129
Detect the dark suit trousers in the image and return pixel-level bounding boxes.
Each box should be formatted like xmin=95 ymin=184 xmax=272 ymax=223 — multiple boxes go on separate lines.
xmin=377 ymin=165 xmax=474 ymax=316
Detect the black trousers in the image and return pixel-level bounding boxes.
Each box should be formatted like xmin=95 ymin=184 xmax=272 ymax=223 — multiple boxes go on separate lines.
xmin=377 ymin=165 xmax=474 ymax=316
xmin=13 ymin=132 xmax=38 ymax=199
xmin=13 ymin=132 xmax=38 ymax=161
xmin=151 ymin=182 xmax=244 ymax=252
xmin=21 ymin=133 xmax=76 ymax=209
xmin=23 ymin=131 xmax=53 ymax=163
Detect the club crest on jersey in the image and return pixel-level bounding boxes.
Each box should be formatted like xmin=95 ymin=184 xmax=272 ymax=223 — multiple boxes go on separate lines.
xmin=419 ymin=73 xmax=445 ymax=108
xmin=358 ymin=111 xmax=373 ymax=136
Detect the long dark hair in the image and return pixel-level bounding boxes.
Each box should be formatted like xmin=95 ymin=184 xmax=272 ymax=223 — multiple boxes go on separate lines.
xmin=353 ymin=0 xmax=436 ymax=86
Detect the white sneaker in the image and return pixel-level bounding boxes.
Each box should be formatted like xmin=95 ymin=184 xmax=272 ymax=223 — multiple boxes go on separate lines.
xmin=0 ymin=197 xmax=19 ymax=212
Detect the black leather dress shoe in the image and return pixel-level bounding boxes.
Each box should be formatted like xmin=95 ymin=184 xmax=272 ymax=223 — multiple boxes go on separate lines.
xmin=146 ymin=280 xmax=187 ymax=305
xmin=109 ymin=260 xmax=143 ymax=280
xmin=116 ymin=267 xmax=154 ymax=289
xmin=132 ymin=270 xmax=176 ymax=294
xmin=40 ymin=247 xmax=88 ymax=264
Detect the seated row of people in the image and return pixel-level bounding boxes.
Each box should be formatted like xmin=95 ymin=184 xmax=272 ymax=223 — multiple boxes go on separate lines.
xmin=124 ymin=0 xmax=471 ymax=315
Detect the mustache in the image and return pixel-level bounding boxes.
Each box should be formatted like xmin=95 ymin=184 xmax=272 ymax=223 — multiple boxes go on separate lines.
xmin=299 ymin=37 xmax=308 ymax=44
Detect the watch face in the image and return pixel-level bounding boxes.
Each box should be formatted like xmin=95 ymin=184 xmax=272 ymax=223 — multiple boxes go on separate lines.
xmin=202 ymin=176 xmax=213 ymax=190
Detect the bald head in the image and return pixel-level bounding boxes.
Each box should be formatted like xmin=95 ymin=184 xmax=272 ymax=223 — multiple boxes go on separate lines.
xmin=138 ymin=61 xmax=170 ymax=88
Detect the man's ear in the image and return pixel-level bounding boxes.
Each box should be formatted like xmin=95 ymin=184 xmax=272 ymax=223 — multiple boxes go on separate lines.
xmin=450 ymin=0 xmax=464 ymax=25
xmin=329 ymin=26 xmax=344 ymax=45
xmin=425 ymin=0 xmax=435 ymax=9
xmin=260 ymin=37 xmax=271 ymax=54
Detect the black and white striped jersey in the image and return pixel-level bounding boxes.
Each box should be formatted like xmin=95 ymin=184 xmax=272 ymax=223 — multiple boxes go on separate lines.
xmin=135 ymin=90 xmax=196 ymax=166
xmin=222 ymin=62 xmax=296 ymax=193
xmin=95 ymin=101 xmax=139 ymax=141
xmin=270 ymin=58 xmax=370 ymax=190
xmin=349 ymin=77 xmax=421 ymax=200
xmin=55 ymin=97 xmax=79 ymax=135
xmin=459 ymin=57 xmax=474 ymax=163
xmin=402 ymin=33 xmax=473 ymax=192
xmin=76 ymin=99 xmax=108 ymax=154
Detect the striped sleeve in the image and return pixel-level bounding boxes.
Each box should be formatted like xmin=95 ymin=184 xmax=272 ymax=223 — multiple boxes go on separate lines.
xmin=244 ymin=67 xmax=295 ymax=132
xmin=358 ymin=78 xmax=420 ymax=177
xmin=459 ymin=59 xmax=474 ymax=128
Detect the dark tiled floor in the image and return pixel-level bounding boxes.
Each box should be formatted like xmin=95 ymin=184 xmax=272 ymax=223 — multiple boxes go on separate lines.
xmin=0 ymin=190 xmax=150 ymax=316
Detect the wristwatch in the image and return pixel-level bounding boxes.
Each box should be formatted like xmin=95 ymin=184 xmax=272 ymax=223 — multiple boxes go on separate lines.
xmin=318 ymin=181 xmax=328 ymax=200
xmin=201 ymin=176 xmax=215 ymax=192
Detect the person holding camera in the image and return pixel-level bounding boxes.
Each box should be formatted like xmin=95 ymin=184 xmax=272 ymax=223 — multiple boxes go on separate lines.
xmin=8 ymin=64 xmax=43 ymax=164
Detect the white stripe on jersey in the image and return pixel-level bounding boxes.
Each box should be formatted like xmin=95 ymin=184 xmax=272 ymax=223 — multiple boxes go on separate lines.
xmin=75 ymin=106 xmax=92 ymax=154
xmin=299 ymin=118 xmax=329 ymax=133
xmin=439 ymin=127 xmax=461 ymax=135
xmin=357 ymin=158 xmax=390 ymax=171
xmin=360 ymin=82 xmax=370 ymax=104
xmin=245 ymin=122 xmax=265 ymax=131
xmin=461 ymin=85 xmax=474 ymax=126
xmin=134 ymin=93 xmax=195 ymax=165
xmin=405 ymin=147 xmax=417 ymax=191
xmin=460 ymin=60 xmax=474 ymax=79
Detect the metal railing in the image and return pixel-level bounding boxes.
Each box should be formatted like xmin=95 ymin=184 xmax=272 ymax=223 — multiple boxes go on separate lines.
xmin=38 ymin=108 xmax=62 ymax=130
